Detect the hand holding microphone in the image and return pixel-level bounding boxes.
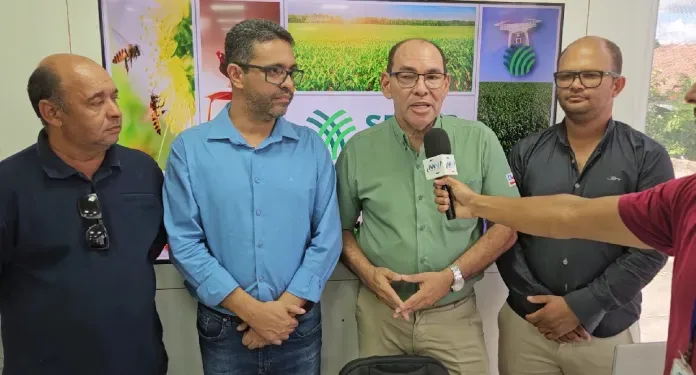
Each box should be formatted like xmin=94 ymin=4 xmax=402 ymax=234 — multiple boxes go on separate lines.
xmin=432 ymin=177 xmax=478 ymax=219
xmin=423 ymin=128 xmax=459 ymax=220
xmin=422 ymin=128 xmax=480 ymax=219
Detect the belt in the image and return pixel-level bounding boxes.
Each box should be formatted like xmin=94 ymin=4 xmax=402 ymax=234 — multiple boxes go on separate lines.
xmin=199 ymin=300 xmax=316 ymax=325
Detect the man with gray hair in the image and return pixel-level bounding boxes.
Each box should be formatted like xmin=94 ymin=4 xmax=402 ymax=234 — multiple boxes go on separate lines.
xmin=163 ymin=19 xmax=342 ymax=374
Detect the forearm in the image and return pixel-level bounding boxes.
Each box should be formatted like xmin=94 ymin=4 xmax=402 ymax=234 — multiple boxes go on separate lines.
xmin=220 ymin=288 xmax=262 ymax=323
xmin=452 ymin=224 xmax=516 ymax=279
xmin=278 ymin=292 xmax=307 ymax=318
xmin=279 ymin=292 xmax=306 ymax=307
xmin=341 ymin=230 xmax=375 ymax=283
xmin=565 ymin=247 xmax=668 ymax=328
xmin=470 ymin=194 xmax=578 ymax=239
xmin=286 ymin=201 xmax=341 ymax=302
xmin=469 ymin=193 xmax=650 ymax=249
xmin=286 ymin=155 xmax=342 ymax=303
xmin=496 ymin=242 xmax=554 ymax=314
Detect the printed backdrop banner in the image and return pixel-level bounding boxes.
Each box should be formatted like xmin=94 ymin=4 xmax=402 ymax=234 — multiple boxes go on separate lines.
xmin=98 ymin=0 xmax=563 ymax=263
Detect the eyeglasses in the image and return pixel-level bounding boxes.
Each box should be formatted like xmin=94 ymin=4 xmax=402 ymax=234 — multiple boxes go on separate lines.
xmin=389 ymin=72 xmax=447 ymax=89
xmin=234 ymin=62 xmax=304 ymax=86
xmin=78 ymin=193 xmax=109 ymax=250
xmin=553 ymin=70 xmax=619 ymax=88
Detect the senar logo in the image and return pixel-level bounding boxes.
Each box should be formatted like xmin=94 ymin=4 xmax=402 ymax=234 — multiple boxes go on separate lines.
xmin=504 ymin=44 xmax=536 ymax=77
xmin=306 ymin=109 xmax=357 ymax=160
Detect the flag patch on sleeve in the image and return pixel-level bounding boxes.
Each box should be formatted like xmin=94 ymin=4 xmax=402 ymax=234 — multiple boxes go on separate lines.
xmin=506 ymin=172 xmax=516 ymax=187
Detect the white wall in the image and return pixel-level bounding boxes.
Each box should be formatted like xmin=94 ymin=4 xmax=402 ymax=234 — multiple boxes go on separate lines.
xmin=0 ymin=1 xmax=660 ymax=374
xmin=586 ymin=0 xmax=662 ymax=132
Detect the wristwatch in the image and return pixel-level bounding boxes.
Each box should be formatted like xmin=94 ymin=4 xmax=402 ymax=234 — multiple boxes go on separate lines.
xmin=448 ymin=264 xmax=465 ymax=292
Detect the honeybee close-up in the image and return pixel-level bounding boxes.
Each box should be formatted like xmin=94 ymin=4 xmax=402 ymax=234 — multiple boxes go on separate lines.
xmin=148 ymin=93 xmax=167 ymax=135
xmin=111 ymin=29 xmax=141 ymax=74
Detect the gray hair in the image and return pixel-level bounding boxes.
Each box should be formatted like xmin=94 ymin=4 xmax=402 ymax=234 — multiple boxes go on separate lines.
xmin=27 ymin=65 xmax=66 ymax=125
xmin=223 ymin=19 xmax=294 ymax=70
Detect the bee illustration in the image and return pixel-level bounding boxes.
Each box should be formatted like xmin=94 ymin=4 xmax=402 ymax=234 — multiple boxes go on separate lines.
xmin=111 ymin=29 xmax=141 ymax=74
xmin=149 ymin=93 xmax=167 ymax=135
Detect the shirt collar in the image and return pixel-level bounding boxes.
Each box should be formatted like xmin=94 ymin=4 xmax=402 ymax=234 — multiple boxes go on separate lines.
xmin=556 ymin=117 xmax=616 ymax=151
xmin=206 ymin=103 xmax=300 ymax=145
xmin=36 ymin=128 xmax=121 ymax=180
xmin=390 ymin=115 xmax=443 ymax=152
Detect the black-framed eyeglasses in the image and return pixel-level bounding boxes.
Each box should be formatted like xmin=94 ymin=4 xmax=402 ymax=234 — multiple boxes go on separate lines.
xmin=234 ymin=62 xmax=304 ymax=86
xmin=553 ymin=70 xmax=620 ymax=89
xmin=78 ymin=193 xmax=109 ymax=250
xmin=389 ymin=71 xmax=447 ymax=89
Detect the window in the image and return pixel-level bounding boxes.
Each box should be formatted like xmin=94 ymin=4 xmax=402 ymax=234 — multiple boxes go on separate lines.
xmin=642 ymin=0 xmax=696 ymax=343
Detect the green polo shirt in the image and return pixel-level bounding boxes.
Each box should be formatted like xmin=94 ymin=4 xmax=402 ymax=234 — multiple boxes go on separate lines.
xmin=336 ymin=115 xmax=520 ymax=306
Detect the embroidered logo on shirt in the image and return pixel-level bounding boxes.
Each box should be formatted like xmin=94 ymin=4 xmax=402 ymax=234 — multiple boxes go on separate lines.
xmin=607 ymin=176 xmax=621 ymax=181
xmin=506 ymin=172 xmax=516 ymax=187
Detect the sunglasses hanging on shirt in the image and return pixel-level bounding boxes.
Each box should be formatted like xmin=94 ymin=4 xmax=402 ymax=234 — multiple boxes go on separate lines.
xmin=78 ymin=193 xmax=110 ymax=251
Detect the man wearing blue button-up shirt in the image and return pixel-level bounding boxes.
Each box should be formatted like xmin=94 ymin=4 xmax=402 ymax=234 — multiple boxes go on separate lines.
xmin=163 ymin=19 xmax=342 ymax=374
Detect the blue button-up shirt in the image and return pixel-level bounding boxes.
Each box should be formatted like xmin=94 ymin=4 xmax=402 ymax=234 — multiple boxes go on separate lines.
xmin=163 ymin=104 xmax=342 ymax=313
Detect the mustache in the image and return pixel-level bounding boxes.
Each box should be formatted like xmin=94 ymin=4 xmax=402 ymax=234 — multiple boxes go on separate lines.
xmin=273 ymin=89 xmax=293 ymax=99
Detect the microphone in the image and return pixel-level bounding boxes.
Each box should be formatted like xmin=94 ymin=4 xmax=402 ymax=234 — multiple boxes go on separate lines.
xmin=423 ymin=128 xmax=457 ymax=220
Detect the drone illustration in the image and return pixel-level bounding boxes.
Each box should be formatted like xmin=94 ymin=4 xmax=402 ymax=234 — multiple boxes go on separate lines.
xmin=494 ymin=19 xmax=541 ymax=47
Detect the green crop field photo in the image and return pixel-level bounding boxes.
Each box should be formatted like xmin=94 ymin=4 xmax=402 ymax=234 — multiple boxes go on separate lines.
xmin=288 ymin=15 xmax=475 ymax=92
xmin=477 ymin=82 xmax=555 ymax=155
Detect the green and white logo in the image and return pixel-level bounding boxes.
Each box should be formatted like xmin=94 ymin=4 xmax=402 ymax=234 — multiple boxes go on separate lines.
xmin=504 ymin=45 xmax=536 ymax=76
xmin=495 ymin=19 xmax=541 ymax=77
xmin=306 ymin=109 xmax=357 ymax=160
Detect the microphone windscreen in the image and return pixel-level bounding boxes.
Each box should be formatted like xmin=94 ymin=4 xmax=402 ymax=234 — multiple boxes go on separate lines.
xmin=424 ymin=128 xmax=452 ymax=158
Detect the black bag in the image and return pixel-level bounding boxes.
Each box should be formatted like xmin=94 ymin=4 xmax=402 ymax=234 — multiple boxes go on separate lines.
xmin=339 ymin=355 xmax=450 ymax=375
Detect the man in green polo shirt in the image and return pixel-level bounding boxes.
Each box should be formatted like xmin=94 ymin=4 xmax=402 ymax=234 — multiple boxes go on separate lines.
xmin=336 ymin=39 xmax=520 ymax=374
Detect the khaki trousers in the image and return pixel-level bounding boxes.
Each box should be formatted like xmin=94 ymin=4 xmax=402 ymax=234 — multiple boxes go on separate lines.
xmin=498 ymin=302 xmax=639 ymax=375
xmin=355 ymin=284 xmax=490 ymax=375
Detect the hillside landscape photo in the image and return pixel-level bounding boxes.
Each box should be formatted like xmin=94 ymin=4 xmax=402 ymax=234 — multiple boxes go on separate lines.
xmin=287 ymin=2 xmax=477 ymax=92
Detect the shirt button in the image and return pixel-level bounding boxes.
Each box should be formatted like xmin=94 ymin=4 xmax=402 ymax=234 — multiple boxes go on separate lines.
xmin=420 ymin=256 xmax=427 ymax=264
xmin=257 ymin=241 xmax=263 ymax=248
xmin=418 ymin=195 xmax=424 ymax=201
xmin=574 ymin=183 xmax=580 ymax=188
xmin=258 ymin=276 xmax=264 ymax=281
xmin=419 ymin=225 xmax=425 ymax=231
xmin=415 ymin=164 xmax=420 ymax=169
xmin=254 ymin=178 xmax=260 ymax=184
xmin=256 ymin=210 xmax=261 ymax=216
xmin=563 ymin=258 xmax=568 ymax=265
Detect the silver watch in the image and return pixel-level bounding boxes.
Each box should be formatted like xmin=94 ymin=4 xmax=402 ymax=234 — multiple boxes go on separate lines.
xmin=448 ymin=264 xmax=465 ymax=292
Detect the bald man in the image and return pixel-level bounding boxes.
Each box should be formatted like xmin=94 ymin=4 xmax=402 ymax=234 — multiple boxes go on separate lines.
xmin=0 ymin=54 xmax=168 ymax=374
xmin=494 ymin=36 xmax=673 ymax=374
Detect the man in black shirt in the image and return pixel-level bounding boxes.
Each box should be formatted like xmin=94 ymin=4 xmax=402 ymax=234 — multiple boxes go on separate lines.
xmin=0 ymin=54 xmax=168 ymax=374
xmin=496 ymin=36 xmax=673 ymax=374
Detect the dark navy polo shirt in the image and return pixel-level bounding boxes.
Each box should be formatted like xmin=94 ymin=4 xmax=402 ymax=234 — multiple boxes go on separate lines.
xmin=0 ymin=130 xmax=168 ymax=375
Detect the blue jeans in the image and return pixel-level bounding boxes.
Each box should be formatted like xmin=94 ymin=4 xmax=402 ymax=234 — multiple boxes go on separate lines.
xmin=197 ymin=302 xmax=322 ymax=375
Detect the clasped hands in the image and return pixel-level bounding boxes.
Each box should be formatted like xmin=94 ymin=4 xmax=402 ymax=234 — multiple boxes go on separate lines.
xmin=525 ymin=295 xmax=592 ymax=344
xmin=370 ymin=265 xmax=591 ymax=344
xmin=367 ymin=266 xmax=453 ymax=320
xmin=236 ymin=294 xmax=306 ymax=350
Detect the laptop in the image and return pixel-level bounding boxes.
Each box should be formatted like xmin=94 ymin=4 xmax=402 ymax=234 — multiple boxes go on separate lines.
xmin=612 ymin=342 xmax=667 ymax=375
